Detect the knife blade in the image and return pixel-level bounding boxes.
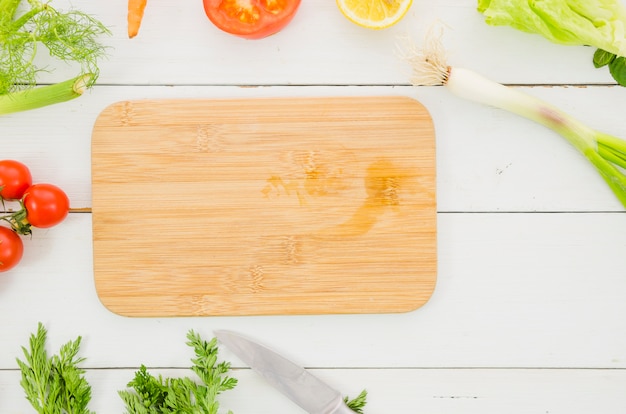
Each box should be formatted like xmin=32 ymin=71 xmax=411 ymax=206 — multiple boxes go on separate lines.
xmin=214 ymin=330 xmax=357 ymax=414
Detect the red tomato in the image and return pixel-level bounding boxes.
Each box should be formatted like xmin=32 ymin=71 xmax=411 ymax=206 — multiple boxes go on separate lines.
xmin=23 ymin=184 xmax=70 ymax=228
xmin=0 ymin=226 xmax=23 ymax=272
xmin=203 ymin=0 xmax=301 ymax=39
xmin=0 ymin=160 xmax=32 ymax=200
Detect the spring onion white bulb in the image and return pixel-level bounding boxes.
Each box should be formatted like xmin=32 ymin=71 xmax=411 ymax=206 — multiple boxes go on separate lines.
xmin=399 ymin=28 xmax=626 ymax=208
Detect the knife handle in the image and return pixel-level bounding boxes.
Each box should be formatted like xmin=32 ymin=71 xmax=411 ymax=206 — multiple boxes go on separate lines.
xmin=332 ymin=401 xmax=359 ymax=414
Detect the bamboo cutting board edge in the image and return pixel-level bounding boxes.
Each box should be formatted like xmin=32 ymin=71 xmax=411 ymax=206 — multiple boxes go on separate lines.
xmin=91 ymin=96 xmax=437 ymax=317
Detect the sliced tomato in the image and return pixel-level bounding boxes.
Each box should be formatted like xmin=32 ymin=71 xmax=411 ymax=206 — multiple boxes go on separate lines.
xmin=203 ymin=0 xmax=301 ymax=39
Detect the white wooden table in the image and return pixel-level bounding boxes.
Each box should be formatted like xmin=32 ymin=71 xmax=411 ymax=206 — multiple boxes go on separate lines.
xmin=1 ymin=1 xmax=626 ymax=412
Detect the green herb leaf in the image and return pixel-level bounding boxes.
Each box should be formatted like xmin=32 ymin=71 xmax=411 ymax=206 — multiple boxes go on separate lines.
xmin=122 ymin=365 xmax=169 ymax=410
xmin=16 ymin=322 xmax=94 ymax=414
xmin=608 ymin=56 xmax=626 ymax=86
xmin=0 ymin=1 xmax=110 ymax=95
xmin=345 ymin=389 xmax=368 ymax=414
xmin=0 ymin=0 xmax=110 ymax=114
xmin=119 ymin=330 xmax=237 ymax=414
xmin=593 ymin=49 xmax=615 ymax=68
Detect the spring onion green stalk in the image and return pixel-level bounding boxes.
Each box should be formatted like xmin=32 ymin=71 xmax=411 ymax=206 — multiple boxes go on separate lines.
xmin=0 ymin=73 xmax=92 ymax=115
xmin=399 ymin=29 xmax=626 ymax=208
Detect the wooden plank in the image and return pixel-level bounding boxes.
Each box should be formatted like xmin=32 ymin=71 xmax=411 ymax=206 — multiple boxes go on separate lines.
xmin=1 ymin=213 xmax=625 ymax=369
xmin=3 ymin=84 xmax=624 ymax=212
xmin=1 ymin=368 xmax=625 ymax=413
xmin=36 ymin=1 xmax=615 ymax=86
xmin=91 ymin=96 xmax=437 ymax=316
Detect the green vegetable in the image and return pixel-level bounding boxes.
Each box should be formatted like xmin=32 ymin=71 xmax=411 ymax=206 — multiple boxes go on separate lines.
xmin=0 ymin=73 xmax=93 ymax=115
xmin=118 ymin=330 xmax=238 ymax=414
xmin=0 ymin=0 xmax=109 ymax=114
xmin=477 ymin=0 xmax=626 ymax=85
xmin=16 ymin=326 xmax=369 ymax=413
xmin=593 ymin=48 xmax=616 ymax=68
xmin=345 ymin=390 xmax=368 ymax=414
xmin=16 ymin=322 xmax=94 ymax=414
xmin=402 ymin=28 xmax=626 ymax=208
xmin=608 ymin=56 xmax=626 ymax=86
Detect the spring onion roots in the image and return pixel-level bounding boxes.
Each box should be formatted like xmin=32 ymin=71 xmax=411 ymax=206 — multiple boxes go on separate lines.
xmin=400 ymin=28 xmax=626 ymax=208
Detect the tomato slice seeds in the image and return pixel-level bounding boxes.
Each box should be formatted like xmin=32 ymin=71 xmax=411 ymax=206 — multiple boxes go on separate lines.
xmin=203 ymin=0 xmax=301 ymax=39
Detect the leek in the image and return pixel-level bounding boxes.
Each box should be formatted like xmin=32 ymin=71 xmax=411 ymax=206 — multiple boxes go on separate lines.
xmin=400 ymin=29 xmax=626 ymax=208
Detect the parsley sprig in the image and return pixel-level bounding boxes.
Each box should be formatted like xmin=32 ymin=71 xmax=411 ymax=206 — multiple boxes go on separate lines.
xmin=118 ymin=330 xmax=238 ymax=414
xmin=16 ymin=326 xmax=368 ymax=413
xmin=16 ymin=322 xmax=93 ymax=414
xmin=345 ymin=390 xmax=368 ymax=413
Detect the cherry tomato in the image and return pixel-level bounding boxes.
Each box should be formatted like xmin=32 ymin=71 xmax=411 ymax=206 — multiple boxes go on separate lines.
xmin=23 ymin=184 xmax=70 ymax=228
xmin=0 ymin=160 xmax=32 ymax=200
xmin=203 ymin=0 xmax=301 ymax=39
xmin=0 ymin=226 xmax=23 ymax=272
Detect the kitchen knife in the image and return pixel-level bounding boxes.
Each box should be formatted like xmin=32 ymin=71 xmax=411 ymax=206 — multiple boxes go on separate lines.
xmin=215 ymin=330 xmax=357 ymax=414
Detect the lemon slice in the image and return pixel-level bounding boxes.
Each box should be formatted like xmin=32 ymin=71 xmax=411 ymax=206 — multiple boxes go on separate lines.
xmin=337 ymin=0 xmax=412 ymax=30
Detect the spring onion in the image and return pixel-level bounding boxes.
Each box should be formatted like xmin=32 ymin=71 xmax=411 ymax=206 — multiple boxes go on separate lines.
xmin=0 ymin=0 xmax=109 ymax=115
xmin=400 ymin=28 xmax=626 ymax=208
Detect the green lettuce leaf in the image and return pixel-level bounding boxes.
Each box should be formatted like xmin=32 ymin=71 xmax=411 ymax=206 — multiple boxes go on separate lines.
xmin=477 ymin=0 xmax=626 ymax=57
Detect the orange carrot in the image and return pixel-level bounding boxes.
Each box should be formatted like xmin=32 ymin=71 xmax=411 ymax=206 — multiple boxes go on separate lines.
xmin=128 ymin=0 xmax=147 ymax=38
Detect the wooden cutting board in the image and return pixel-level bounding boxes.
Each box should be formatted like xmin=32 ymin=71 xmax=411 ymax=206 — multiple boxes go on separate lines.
xmin=91 ymin=96 xmax=437 ymax=317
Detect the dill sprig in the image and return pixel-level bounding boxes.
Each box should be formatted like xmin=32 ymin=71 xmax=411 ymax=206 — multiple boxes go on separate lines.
xmin=119 ymin=330 xmax=238 ymax=414
xmin=16 ymin=322 xmax=94 ymax=414
xmin=0 ymin=0 xmax=110 ymax=98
